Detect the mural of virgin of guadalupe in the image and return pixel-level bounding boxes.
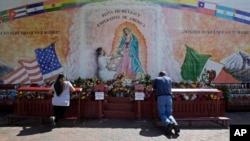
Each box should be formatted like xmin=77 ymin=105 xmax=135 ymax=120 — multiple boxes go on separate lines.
xmin=114 ymin=27 xmax=144 ymax=79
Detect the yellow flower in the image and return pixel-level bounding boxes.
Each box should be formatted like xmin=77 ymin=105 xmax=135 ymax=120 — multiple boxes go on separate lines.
xmin=81 ymin=96 xmax=86 ymax=100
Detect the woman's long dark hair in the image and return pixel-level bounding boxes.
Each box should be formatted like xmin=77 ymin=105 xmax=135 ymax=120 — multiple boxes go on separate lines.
xmin=96 ymin=47 xmax=103 ymax=56
xmin=54 ymin=73 xmax=66 ymax=96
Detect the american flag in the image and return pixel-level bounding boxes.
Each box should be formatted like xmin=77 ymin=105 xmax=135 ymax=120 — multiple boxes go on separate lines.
xmin=3 ymin=43 xmax=63 ymax=84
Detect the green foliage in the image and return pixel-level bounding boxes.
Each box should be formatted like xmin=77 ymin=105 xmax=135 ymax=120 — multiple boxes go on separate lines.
xmin=138 ymin=74 xmax=152 ymax=86
xmin=216 ymin=85 xmax=231 ymax=101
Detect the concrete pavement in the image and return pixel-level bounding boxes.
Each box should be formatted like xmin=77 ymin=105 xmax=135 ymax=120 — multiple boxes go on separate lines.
xmin=0 ymin=112 xmax=250 ymax=141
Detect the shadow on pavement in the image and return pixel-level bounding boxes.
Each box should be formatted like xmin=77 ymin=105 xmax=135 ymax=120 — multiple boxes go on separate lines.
xmin=1 ymin=112 xmax=250 ymax=139
xmin=17 ymin=125 xmax=53 ymax=136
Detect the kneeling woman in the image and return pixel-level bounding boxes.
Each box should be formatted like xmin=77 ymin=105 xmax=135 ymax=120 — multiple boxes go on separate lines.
xmin=49 ymin=73 xmax=75 ymax=126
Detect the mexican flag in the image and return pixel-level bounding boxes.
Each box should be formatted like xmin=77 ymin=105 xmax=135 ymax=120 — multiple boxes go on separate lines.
xmin=199 ymin=59 xmax=224 ymax=84
xmin=181 ymin=45 xmax=211 ymax=81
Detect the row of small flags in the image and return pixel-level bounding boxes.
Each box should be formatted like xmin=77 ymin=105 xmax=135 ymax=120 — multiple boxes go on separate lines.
xmin=0 ymin=0 xmax=250 ymax=25
xmin=153 ymin=0 xmax=250 ymax=25
xmin=0 ymin=0 xmax=85 ymax=23
xmin=0 ymin=1 xmax=59 ymax=22
xmin=197 ymin=1 xmax=250 ymax=25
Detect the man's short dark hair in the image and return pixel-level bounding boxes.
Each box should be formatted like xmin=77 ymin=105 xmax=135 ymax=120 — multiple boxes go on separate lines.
xmin=159 ymin=71 xmax=166 ymax=77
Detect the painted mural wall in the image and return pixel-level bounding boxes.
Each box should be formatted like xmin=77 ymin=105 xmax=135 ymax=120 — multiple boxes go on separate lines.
xmin=0 ymin=0 xmax=250 ymax=85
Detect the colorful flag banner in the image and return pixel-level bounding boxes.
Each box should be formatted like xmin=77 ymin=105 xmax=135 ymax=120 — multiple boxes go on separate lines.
xmin=3 ymin=43 xmax=63 ymax=84
xmin=197 ymin=1 xmax=216 ymax=16
xmin=44 ymin=0 xmax=63 ymax=12
xmin=27 ymin=2 xmax=45 ymax=16
xmin=0 ymin=10 xmax=10 ymax=23
xmin=9 ymin=6 xmax=27 ymax=19
xmin=234 ymin=9 xmax=250 ymax=25
xmin=216 ymin=5 xmax=234 ymax=20
xmin=176 ymin=0 xmax=197 ymax=11
xmin=181 ymin=45 xmax=212 ymax=82
xmin=175 ymin=0 xmax=197 ymax=7
xmin=62 ymin=0 xmax=81 ymax=9
xmin=180 ymin=4 xmax=197 ymax=12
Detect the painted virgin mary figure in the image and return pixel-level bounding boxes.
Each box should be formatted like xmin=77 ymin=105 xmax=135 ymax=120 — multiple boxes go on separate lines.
xmin=115 ymin=27 xmax=144 ymax=79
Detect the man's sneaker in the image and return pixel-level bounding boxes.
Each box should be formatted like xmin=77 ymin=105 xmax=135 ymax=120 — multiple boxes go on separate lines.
xmin=166 ymin=123 xmax=174 ymax=135
xmin=49 ymin=116 xmax=56 ymax=126
xmin=173 ymin=124 xmax=180 ymax=135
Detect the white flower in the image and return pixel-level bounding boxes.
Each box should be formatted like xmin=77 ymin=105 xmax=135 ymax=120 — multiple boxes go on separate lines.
xmin=190 ymin=94 xmax=197 ymax=101
xmin=183 ymin=94 xmax=189 ymax=101
xmin=122 ymin=78 xmax=132 ymax=87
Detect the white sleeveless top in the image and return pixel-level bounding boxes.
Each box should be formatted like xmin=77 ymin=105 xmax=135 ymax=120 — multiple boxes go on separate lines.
xmin=51 ymin=81 xmax=72 ymax=106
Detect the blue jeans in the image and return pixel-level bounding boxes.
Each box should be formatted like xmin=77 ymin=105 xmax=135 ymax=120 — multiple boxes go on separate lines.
xmin=157 ymin=95 xmax=177 ymax=127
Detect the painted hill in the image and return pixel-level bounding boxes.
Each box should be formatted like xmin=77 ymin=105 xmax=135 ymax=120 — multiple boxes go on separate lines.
xmin=0 ymin=61 xmax=13 ymax=84
xmin=220 ymin=51 xmax=250 ymax=82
